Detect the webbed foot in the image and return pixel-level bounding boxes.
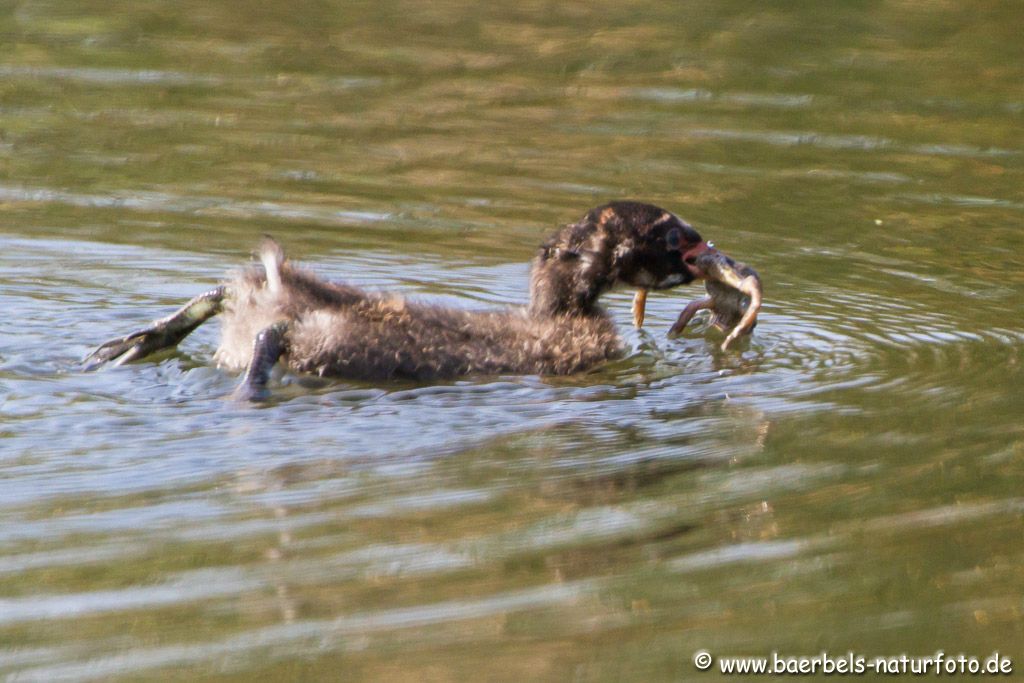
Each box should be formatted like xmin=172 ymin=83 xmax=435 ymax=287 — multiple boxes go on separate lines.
xmin=83 ymin=286 xmax=225 ymax=370
xmin=232 ymin=321 xmax=289 ymax=402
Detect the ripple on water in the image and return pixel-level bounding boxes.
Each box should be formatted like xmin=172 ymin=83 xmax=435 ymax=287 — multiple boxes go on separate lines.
xmin=0 ymin=184 xmax=394 ymax=230
xmin=7 ymin=580 xmax=600 ymax=682
xmin=2 ymin=230 xmax=1022 ymax=680
xmin=0 ymin=64 xmax=383 ymax=93
xmin=2 ymin=235 xmax=1018 ymax=468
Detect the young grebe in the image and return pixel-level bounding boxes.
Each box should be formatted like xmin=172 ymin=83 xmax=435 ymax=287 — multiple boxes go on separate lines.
xmin=85 ymin=202 xmax=747 ymax=399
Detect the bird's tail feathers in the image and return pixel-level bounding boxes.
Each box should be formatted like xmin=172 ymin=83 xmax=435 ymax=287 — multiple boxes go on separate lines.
xmin=259 ymin=237 xmax=285 ymax=294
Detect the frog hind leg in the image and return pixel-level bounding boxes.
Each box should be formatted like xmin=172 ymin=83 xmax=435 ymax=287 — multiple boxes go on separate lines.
xmin=84 ymin=286 xmax=226 ymax=370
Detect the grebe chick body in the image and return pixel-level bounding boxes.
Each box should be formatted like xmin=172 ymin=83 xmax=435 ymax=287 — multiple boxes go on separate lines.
xmin=86 ymin=202 xmax=721 ymax=398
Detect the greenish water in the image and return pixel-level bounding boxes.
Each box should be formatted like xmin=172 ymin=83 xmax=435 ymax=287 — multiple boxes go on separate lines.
xmin=1 ymin=1 xmax=1023 ymax=680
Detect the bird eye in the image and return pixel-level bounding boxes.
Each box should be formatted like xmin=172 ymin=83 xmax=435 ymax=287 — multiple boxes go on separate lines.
xmin=666 ymin=228 xmax=682 ymax=250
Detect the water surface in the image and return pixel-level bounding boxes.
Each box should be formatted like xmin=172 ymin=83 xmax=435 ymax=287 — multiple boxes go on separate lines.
xmin=1 ymin=1 xmax=1023 ymax=680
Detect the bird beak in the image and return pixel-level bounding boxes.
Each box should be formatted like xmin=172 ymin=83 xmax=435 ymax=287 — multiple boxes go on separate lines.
xmin=633 ymin=240 xmax=717 ymax=328
xmin=681 ymin=241 xmax=716 ymax=279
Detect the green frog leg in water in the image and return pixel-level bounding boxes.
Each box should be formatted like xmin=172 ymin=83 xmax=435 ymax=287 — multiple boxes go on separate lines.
xmin=667 ymin=296 xmax=714 ymax=338
xmin=85 ymin=284 xmax=288 ymax=402
xmin=83 ymin=286 xmax=226 ymax=370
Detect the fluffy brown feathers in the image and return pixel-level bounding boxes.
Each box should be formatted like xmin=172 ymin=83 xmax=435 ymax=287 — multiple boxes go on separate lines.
xmin=217 ymin=242 xmax=621 ymax=381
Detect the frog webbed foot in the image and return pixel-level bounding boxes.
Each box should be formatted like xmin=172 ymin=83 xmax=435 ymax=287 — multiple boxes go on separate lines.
xmin=83 ymin=286 xmax=225 ymax=370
